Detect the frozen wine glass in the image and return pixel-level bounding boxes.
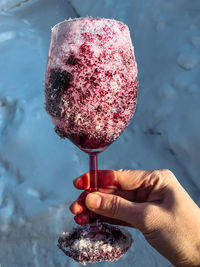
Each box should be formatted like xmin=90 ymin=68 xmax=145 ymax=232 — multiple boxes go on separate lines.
xmin=45 ymin=17 xmax=138 ymax=264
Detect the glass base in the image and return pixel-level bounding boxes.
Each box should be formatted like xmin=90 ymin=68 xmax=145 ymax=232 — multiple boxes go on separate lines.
xmin=58 ymin=222 xmax=133 ymax=265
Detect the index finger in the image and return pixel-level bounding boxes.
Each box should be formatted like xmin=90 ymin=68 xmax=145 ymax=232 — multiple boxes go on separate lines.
xmin=73 ymin=169 xmax=154 ymax=190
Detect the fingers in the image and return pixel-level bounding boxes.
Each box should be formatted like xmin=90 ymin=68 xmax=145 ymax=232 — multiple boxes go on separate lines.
xmin=70 ymin=190 xmax=89 ymax=215
xmin=71 ymin=169 xmax=176 ymax=228
xmin=71 ymin=192 xmax=133 ymax=227
xmin=70 ymin=189 xmax=136 ymax=216
xmin=73 ymin=169 xmax=154 ymax=190
xmin=73 ymin=169 xmax=142 ymax=190
xmin=72 ymin=191 xmax=159 ymax=231
xmin=73 ymin=169 xmax=175 ymax=192
xmin=85 ymin=191 xmax=144 ymax=228
xmin=70 ymin=189 xmax=138 ymax=226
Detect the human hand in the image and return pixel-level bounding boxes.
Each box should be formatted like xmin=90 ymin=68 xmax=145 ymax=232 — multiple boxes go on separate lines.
xmin=70 ymin=169 xmax=200 ymax=267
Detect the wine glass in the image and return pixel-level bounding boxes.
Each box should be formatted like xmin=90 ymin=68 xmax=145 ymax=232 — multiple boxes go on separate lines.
xmin=44 ymin=17 xmax=138 ymax=264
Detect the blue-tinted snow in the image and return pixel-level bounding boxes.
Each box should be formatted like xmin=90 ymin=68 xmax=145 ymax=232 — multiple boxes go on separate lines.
xmin=0 ymin=0 xmax=200 ymax=266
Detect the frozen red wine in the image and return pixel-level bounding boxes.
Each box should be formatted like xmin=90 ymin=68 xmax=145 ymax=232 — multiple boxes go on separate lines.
xmin=45 ymin=17 xmax=138 ymax=151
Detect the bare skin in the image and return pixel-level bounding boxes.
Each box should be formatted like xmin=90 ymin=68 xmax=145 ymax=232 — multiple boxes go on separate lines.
xmin=70 ymin=169 xmax=200 ymax=267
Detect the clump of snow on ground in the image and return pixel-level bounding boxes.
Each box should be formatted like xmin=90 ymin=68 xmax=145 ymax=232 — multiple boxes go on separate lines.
xmin=0 ymin=0 xmax=199 ymax=266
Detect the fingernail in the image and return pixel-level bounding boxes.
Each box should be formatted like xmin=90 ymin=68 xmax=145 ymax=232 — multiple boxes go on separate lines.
xmin=86 ymin=193 xmax=102 ymax=210
xmin=74 ymin=173 xmax=90 ymax=189
xmin=74 ymin=177 xmax=84 ymax=188
xmin=74 ymin=214 xmax=89 ymax=225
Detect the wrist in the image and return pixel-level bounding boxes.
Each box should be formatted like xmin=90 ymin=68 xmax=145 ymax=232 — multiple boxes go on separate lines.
xmin=173 ymin=239 xmax=200 ymax=267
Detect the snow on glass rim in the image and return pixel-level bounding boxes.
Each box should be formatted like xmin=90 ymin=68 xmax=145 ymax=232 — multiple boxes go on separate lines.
xmin=51 ymin=17 xmax=129 ymax=32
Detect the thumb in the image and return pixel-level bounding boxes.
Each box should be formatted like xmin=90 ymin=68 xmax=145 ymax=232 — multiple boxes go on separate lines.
xmin=85 ymin=191 xmax=145 ymax=229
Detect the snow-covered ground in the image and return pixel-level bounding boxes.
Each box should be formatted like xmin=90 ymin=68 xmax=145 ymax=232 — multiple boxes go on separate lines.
xmin=0 ymin=0 xmax=200 ymax=266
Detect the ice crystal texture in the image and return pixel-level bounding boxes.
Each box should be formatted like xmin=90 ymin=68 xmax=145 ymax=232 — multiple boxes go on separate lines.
xmin=45 ymin=18 xmax=138 ymax=150
xmin=58 ymin=223 xmax=133 ymax=264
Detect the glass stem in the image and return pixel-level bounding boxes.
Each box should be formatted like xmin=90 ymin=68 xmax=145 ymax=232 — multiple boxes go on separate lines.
xmin=89 ymin=153 xmax=101 ymax=228
xmin=89 ymin=153 xmax=98 ymax=191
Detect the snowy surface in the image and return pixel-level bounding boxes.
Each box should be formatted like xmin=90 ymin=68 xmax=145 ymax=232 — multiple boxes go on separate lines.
xmin=0 ymin=0 xmax=200 ymax=266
